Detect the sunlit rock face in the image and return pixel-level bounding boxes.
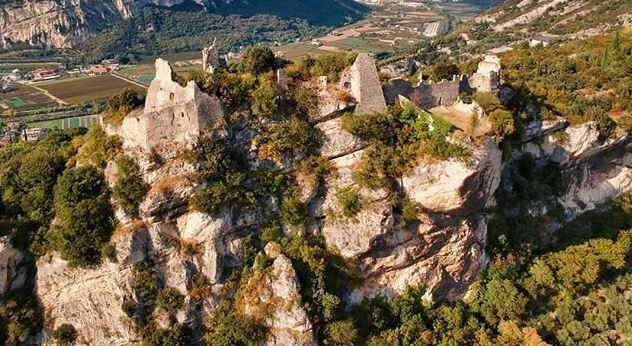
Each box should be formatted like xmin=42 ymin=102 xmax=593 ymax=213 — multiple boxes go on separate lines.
xmin=0 ymin=0 xmax=211 ymax=48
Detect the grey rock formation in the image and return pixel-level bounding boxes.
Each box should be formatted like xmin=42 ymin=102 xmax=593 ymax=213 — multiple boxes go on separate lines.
xmin=202 ymin=38 xmax=221 ymax=74
xmin=0 ymin=0 xmax=210 ymax=48
xmin=36 ymin=248 xmax=141 ymax=345
xmin=244 ymin=245 xmax=316 ymax=346
xmin=403 ymin=138 xmax=502 ymax=214
xmin=316 ymin=117 xmax=367 ymax=159
xmin=0 ymin=237 xmax=28 ymax=300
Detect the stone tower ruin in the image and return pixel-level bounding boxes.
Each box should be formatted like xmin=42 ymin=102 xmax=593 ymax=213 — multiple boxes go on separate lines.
xmin=469 ymin=55 xmax=501 ymax=94
xmin=118 ymin=59 xmax=225 ymax=155
xmin=202 ymin=38 xmax=221 ymax=74
xmin=350 ymin=53 xmax=388 ymax=115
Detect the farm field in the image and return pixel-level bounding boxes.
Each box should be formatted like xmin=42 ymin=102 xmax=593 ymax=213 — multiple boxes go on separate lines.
xmin=328 ymin=37 xmax=393 ymax=54
xmin=29 ymin=114 xmax=99 ymax=130
xmin=0 ymin=84 xmax=58 ymax=110
xmin=274 ymin=43 xmax=328 ymax=60
xmin=0 ymin=62 xmax=62 ymax=72
xmin=35 ymin=75 xmax=144 ymax=104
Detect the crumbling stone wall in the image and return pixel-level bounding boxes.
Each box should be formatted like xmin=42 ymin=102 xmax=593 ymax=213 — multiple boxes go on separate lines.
xmin=469 ymin=55 xmax=501 ymax=94
xmin=120 ymin=59 xmax=225 ymax=155
xmin=202 ymin=38 xmax=220 ymax=74
xmin=411 ymin=78 xmax=461 ymax=109
xmin=350 ymin=53 xmax=388 ymax=115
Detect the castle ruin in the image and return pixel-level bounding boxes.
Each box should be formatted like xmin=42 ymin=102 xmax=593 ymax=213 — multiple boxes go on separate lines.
xmin=118 ymin=59 xmax=225 ymax=155
xmin=350 ymin=53 xmax=388 ymax=115
xmin=202 ymin=38 xmax=221 ymax=74
xmin=411 ymin=76 xmax=464 ymax=109
xmin=468 ymin=55 xmax=501 ymax=94
xmin=383 ymin=54 xmax=502 ymax=110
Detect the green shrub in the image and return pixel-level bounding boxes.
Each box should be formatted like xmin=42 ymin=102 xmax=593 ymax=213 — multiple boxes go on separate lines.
xmin=0 ymin=291 xmax=44 ymax=346
xmin=144 ymin=325 xmax=187 ymax=346
xmin=112 ymin=156 xmax=149 ymax=217
xmin=49 ymin=166 xmax=114 ymax=267
xmin=53 ymin=166 xmax=109 ymax=209
xmin=280 ymin=195 xmax=308 ymax=227
xmin=239 ymin=46 xmax=276 ymax=74
xmin=489 ymin=109 xmax=516 ymax=137
xmin=325 ymin=320 xmax=359 ymax=346
xmin=256 ymin=116 xmax=323 ymax=162
xmin=53 ymin=324 xmax=77 ymax=346
xmin=103 ymin=88 xmax=146 ymax=126
xmin=156 ymin=287 xmax=185 ymax=314
xmin=336 ymin=186 xmax=364 ymax=218
xmin=398 ymin=198 xmax=420 ymax=225
xmin=251 ymin=77 xmax=282 ymax=118
xmin=101 ymin=243 xmax=117 ymax=262
xmin=74 ymin=126 xmax=121 ymax=169
xmin=260 ymin=225 xmax=284 ymax=244
xmin=287 ymin=52 xmax=357 ymax=82
xmin=205 ymin=313 xmax=267 ymax=346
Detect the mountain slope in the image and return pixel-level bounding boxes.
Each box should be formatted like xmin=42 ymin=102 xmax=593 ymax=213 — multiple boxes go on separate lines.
xmin=0 ymin=0 xmax=368 ymax=49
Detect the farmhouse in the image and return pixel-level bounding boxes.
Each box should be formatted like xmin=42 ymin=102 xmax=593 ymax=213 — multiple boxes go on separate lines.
xmin=88 ymin=65 xmax=112 ymax=76
xmin=32 ymin=69 xmax=60 ymax=81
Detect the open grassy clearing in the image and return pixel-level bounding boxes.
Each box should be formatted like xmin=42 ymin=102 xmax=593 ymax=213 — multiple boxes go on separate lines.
xmin=35 ymin=75 xmax=144 ymax=104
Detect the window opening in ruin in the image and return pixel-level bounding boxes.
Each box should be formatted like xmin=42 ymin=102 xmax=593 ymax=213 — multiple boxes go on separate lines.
xmin=170 ymin=93 xmax=175 ymax=101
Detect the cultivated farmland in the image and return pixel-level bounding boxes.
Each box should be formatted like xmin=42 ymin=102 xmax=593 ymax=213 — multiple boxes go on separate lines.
xmin=0 ymin=84 xmax=58 ymax=111
xmin=35 ymin=75 xmax=144 ymax=104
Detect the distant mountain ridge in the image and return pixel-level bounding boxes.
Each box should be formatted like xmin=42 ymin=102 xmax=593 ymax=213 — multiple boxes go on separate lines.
xmin=0 ymin=0 xmax=368 ymax=49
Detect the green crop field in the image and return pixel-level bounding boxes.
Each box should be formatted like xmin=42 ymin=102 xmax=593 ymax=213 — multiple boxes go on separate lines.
xmin=29 ymin=114 xmax=100 ymax=130
xmin=36 ymin=75 xmax=145 ymax=104
xmin=330 ymin=37 xmax=392 ymax=54
xmin=0 ymin=84 xmax=58 ymax=110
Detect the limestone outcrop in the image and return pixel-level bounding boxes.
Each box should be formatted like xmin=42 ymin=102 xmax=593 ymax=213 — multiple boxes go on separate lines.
xmin=519 ymin=122 xmax=632 ymax=218
xmin=243 ymin=243 xmax=316 ymax=346
xmin=403 ymin=138 xmax=502 ymax=214
xmin=0 ymin=0 xmax=210 ymax=48
xmin=36 ymin=248 xmax=140 ymax=345
xmin=312 ymin=126 xmax=502 ymax=300
xmin=316 ymin=117 xmax=367 ymax=159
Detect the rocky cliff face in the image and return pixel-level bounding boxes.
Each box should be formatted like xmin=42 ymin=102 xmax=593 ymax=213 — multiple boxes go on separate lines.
xmin=0 ymin=0 xmax=366 ymax=48
xmin=519 ymin=121 xmax=632 ymax=220
xmin=0 ymin=0 xmax=136 ymax=48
